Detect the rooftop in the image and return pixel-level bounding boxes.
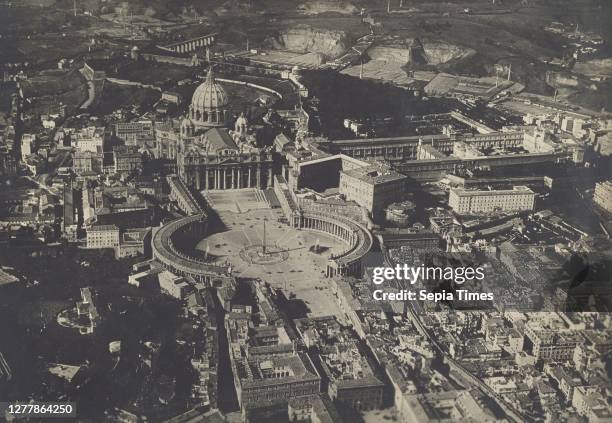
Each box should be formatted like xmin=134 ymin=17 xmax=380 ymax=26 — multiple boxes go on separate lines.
xmin=239 ymin=352 xmax=320 ymax=389
xmin=341 ymin=164 xmax=407 ymax=185
xmin=451 ymin=185 xmax=535 ymax=196
xmin=0 ymin=268 xmax=19 ymax=286
xmin=204 ymin=128 xmax=238 ymax=152
xmin=88 ymin=224 xmax=119 ymax=232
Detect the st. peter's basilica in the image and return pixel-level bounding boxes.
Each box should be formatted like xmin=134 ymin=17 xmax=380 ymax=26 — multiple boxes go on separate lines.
xmin=156 ymin=68 xmax=275 ymax=191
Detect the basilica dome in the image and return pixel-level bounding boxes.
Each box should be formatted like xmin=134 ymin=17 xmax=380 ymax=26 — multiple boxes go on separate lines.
xmin=189 ymin=68 xmax=230 ymax=128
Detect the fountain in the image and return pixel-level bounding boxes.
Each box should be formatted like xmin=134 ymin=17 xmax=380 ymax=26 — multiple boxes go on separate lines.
xmin=310 ymin=237 xmax=322 ymax=254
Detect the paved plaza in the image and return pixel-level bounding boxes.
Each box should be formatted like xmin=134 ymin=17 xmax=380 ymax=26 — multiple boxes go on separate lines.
xmin=205 ymin=189 xmax=270 ymax=213
xmin=198 ymin=190 xmax=346 ymax=318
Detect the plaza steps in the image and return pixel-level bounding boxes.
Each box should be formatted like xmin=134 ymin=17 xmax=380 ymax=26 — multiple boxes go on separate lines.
xmin=255 ymin=189 xmax=266 ymax=204
xmin=261 ymin=189 xmax=281 ymax=208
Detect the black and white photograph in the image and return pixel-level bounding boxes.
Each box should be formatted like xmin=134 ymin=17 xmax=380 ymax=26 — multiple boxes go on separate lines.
xmin=0 ymin=0 xmax=611 ymax=421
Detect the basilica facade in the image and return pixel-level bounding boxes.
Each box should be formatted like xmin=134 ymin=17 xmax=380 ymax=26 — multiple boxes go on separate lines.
xmin=156 ymin=69 xmax=274 ymax=190
xmin=178 ymin=126 xmax=274 ymax=190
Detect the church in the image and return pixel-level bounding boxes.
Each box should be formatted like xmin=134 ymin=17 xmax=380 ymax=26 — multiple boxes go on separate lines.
xmin=158 ymin=68 xmax=275 ymax=190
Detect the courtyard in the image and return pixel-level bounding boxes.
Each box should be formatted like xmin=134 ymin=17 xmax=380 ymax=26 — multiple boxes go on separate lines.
xmin=199 ymin=190 xmax=347 ymax=319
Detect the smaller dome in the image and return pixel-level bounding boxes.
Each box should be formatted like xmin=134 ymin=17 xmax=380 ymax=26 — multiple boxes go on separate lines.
xmin=234 ymin=113 xmax=248 ymax=137
xmin=235 ymin=113 xmax=248 ymax=127
xmin=180 ymin=118 xmax=195 ymax=136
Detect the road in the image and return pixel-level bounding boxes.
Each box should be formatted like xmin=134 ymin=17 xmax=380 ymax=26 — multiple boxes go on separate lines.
xmin=24 ymin=175 xmax=56 ymax=196
xmin=26 ymin=149 xmax=71 ymax=196
xmin=79 ymin=68 xmax=96 ymax=109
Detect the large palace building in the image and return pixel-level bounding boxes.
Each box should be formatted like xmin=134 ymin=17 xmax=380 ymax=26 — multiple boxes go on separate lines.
xmin=449 ymin=185 xmax=536 ymax=215
xmin=156 ymin=69 xmax=274 ymax=190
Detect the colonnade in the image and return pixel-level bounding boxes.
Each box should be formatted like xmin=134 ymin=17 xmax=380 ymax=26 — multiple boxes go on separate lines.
xmin=157 ymin=139 xmax=178 ymax=160
xmin=152 ymin=214 xmax=234 ymax=287
xmin=191 ymin=165 xmax=272 ymax=190
xmin=299 ymin=215 xmax=356 ymax=246
xmin=189 ymin=108 xmax=229 ymax=125
xmin=170 ymin=36 xmax=215 ymax=54
xmin=327 ymin=260 xmax=361 ymax=278
xmin=295 ymin=213 xmax=372 ymax=278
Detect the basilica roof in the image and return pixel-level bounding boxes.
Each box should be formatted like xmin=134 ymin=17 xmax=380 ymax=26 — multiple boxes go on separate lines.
xmin=205 ymin=128 xmax=238 ymax=152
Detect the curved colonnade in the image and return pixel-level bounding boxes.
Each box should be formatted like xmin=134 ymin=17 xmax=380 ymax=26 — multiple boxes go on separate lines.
xmin=274 ymin=175 xmax=373 ymax=278
xmin=296 ymin=212 xmax=373 ymax=278
xmin=152 ymin=211 xmax=373 ymax=281
xmin=152 ymin=214 xmax=233 ymax=287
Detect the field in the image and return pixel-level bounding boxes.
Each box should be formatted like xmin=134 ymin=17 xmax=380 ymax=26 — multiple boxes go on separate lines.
xmin=116 ymin=62 xmax=196 ymax=88
xmin=342 ymin=60 xmax=417 ymax=86
xmin=574 ymin=58 xmax=612 ymax=77
xmin=93 ymin=82 xmax=160 ymax=115
xmin=20 ymin=69 xmax=89 ymax=120
xmin=301 ymin=69 xmax=467 ymax=138
xmin=567 ymin=79 xmax=612 ymax=113
xmin=218 ymin=1 xmax=608 ymax=96
xmin=245 ymin=50 xmax=324 ymax=69
xmin=4 ymin=0 xmax=609 ymax=98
